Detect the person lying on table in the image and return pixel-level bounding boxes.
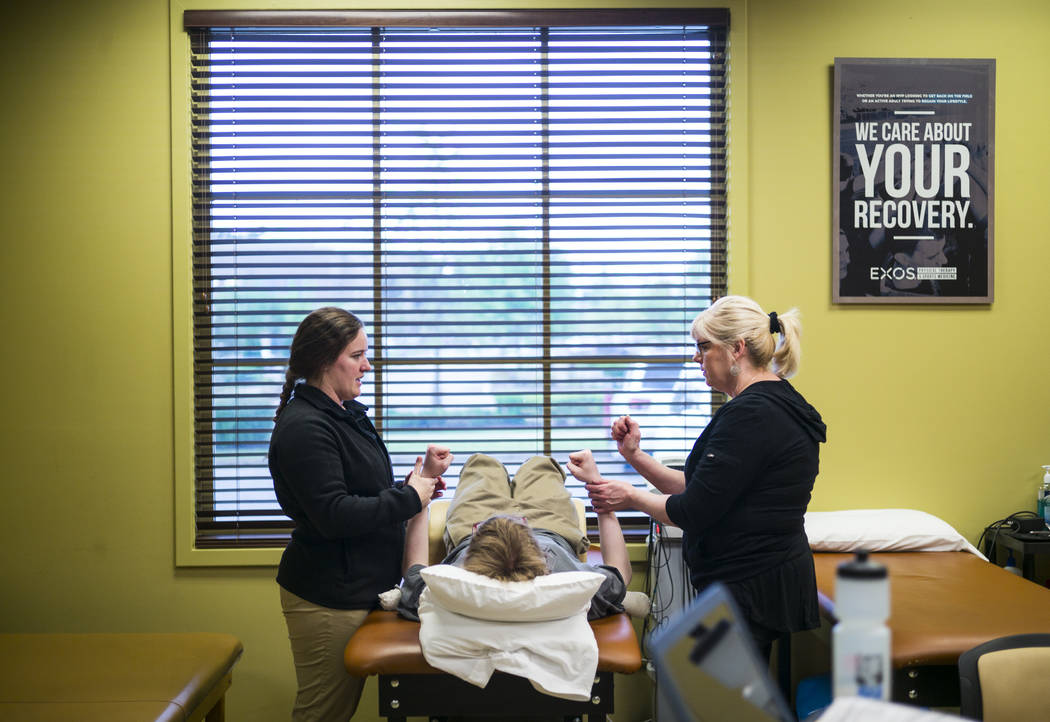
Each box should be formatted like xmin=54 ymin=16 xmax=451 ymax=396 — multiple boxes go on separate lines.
xmin=392 ymin=451 xmax=644 ymax=621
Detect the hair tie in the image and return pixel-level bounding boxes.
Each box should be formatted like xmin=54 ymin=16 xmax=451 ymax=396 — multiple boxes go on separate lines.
xmin=768 ymin=311 xmax=781 ymax=334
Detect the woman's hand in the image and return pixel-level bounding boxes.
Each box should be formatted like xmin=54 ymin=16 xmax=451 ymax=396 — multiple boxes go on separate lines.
xmin=586 ymin=477 xmax=636 ymax=512
xmin=566 ymin=449 xmax=601 ymax=484
xmin=610 ymin=415 xmax=642 ymax=460
xmin=422 ymin=444 xmax=453 ymax=477
xmin=406 ymin=457 xmax=441 ymax=507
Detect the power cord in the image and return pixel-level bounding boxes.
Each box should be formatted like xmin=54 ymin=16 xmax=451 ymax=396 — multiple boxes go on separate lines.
xmin=643 ymin=516 xmax=698 ymax=722
xmin=977 ymin=510 xmax=1041 ymax=560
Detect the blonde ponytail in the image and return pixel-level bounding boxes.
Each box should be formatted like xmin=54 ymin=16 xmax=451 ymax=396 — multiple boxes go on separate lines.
xmin=692 ymin=295 xmax=804 ymax=379
xmin=770 ymin=308 xmax=801 ymax=379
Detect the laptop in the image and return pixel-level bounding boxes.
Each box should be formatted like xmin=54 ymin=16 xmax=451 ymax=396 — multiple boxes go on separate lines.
xmin=648 ymin=582 xmax=796 ymax=722
xmin=648 ymin=583 xmax=963 ymax=722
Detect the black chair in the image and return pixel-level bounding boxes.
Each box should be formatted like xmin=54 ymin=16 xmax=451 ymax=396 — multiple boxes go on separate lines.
xmin=958 ymin=633 xmax=1050 ymax=721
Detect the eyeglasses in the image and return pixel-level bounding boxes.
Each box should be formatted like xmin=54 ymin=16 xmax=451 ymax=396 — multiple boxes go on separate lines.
xmin=472 ymin=516 xmax=528 ymax=534
xmin=695 ymin=340 xmax=713 ymax=355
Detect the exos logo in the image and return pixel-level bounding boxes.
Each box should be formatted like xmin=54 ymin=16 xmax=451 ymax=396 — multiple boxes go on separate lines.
xmin=869 ymin=266 xmax=916 ymax=281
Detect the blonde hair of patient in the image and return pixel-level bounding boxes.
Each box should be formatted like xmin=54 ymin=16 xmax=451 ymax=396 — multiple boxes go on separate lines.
xmin=463 ymin=516 xmax=549 ymax=582
xmin=691 ymin=295 xmax=802 ymax=378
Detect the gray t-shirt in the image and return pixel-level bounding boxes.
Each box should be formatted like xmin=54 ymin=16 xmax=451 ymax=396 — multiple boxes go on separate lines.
xmin=396 ymin=529 xmax=627 ymax=622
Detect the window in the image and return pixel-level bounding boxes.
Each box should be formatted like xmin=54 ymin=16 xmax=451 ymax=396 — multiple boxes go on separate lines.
xmin=183 ymin=9 xmax=728 ymax=551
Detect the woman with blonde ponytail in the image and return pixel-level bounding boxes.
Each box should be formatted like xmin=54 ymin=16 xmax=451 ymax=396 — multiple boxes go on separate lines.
xmin=268 ymin=307 xmax=453 ymax=721
xmin=574 ymin=295 xmax=827 ymax=662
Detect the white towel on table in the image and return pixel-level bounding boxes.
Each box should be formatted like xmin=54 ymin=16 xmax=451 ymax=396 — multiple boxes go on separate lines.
xmin=417 ymin=589 xmax=598 ymax=701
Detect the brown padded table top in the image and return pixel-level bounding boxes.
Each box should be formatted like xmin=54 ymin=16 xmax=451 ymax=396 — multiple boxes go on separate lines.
xmin=344 ymin=610 xmax=643 ymax=677
xmin=813 ymin=551 xmax=1050 ymax=668
xmin=0 ymin=632 xmax=243 ymax=722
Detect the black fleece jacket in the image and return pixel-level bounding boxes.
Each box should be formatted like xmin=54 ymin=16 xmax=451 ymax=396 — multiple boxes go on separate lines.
xmin=269 ymin=383 xmax=422 ymax=609
xmin=665 ymin=379 xmax=827 ymax=588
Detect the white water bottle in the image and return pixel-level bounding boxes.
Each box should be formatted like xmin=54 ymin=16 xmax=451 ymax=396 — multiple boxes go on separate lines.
xmin=832 ymin=550 xmax=891 ymax=701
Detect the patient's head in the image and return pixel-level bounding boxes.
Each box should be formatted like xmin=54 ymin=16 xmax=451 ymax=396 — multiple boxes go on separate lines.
xmin=463 ymin=516 xmax=549 ymax=582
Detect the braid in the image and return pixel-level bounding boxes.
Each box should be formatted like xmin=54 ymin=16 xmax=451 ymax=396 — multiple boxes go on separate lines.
xmin=274 ymin=369 xmax=298 ymax=422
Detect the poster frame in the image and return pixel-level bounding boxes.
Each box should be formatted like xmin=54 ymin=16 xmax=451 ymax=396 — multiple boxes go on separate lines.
xmin=832 ymin=57 xmax=995 ymax=304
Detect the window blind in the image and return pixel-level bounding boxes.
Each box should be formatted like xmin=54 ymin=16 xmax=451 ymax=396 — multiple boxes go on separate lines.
xmin=187 ymin=10 xmax=729 ymax=548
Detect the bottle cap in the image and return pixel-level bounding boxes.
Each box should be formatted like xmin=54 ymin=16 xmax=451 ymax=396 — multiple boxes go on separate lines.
xmin=837 ymin=550 xmax=888 ymax=580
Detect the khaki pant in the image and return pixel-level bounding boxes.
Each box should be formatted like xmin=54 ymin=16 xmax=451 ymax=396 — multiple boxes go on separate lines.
xmin=280 ymin=586 xmax=368 ymax=721
xmin=444 ymin=453 xmax=589 ymax=556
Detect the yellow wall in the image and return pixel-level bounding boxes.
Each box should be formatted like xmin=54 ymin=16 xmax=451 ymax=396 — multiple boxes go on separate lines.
xmin=747 ymin=0 xmax=1050 ymax=530
xmin=1 ymin=1 xmax=1048 ymax=720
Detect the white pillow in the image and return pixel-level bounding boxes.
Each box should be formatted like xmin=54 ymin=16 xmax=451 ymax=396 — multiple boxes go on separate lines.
xmin=805 ymin=509 xmax=986 ymax=558
xmin=419 ymin=564 xmax=604 ymax=622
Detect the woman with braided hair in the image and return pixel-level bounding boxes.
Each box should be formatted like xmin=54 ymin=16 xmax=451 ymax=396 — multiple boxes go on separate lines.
xmin=268 ymin=306 xmax=451 ymax=721
xmin=571 ymin=295 xmax=827 ymax=661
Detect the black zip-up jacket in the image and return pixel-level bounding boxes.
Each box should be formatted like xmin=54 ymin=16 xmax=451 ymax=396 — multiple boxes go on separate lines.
xmin=269 ymin=383 xmax=422 ymax=609
xmin=665 ymin=379 xmax=827 ymax=588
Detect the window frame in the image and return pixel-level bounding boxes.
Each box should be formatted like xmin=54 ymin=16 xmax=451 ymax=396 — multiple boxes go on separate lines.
xmin=170 ymin=0 xmax=749 ymax=567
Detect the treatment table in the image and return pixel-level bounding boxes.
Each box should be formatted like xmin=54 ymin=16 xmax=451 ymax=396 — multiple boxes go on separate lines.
xmin=345 ymin=610 xmax=642 ymax=721
xmin=0 ymin=632 xmax=243 ymax=721
xmin=813 ymin=551 xmax=1050 ymax=707
xmin=344 ymin=499 xmax=644 ymax=721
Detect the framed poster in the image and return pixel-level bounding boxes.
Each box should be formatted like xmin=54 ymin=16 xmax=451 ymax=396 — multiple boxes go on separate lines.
xmin=833 ymin=58 xmax=994 ymax=303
